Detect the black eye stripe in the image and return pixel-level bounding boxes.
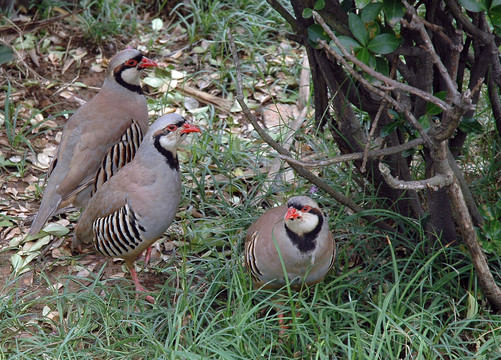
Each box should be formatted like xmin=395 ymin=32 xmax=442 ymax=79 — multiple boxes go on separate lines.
xmin=286 ymin=202 xmax=322 ymax=215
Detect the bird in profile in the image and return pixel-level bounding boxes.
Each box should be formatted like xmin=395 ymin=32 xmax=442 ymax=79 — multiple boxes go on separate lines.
xmin=72 ymin=113 xmax=201 ymax=304
xmin=245 ymin=196 xmax=335 ymax=290
xmin=28 ymin=49 xmax=158 ymax=237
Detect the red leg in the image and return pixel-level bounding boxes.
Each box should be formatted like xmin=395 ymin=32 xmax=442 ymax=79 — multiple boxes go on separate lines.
xmin=129 ymin=265 xmax=155 ymax=304
xmin=143 ymin=246 xmax=152 ymax=267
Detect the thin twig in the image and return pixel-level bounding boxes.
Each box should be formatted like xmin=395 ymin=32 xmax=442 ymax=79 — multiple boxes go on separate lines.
xmin=361 ymin=101 xmax=386 ymax=172
xmin=279 ymin=137 xmax=424 ymax=168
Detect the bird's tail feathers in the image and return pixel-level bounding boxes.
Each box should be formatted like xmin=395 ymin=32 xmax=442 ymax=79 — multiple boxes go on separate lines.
xmin=27 ymin=195 xmax=62 ymax=237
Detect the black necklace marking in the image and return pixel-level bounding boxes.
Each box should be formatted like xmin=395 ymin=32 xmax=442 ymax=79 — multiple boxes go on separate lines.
xmin=152 ymin=119 xmax=188 ymax=170
xmin=284 ymin=207 xmax=323 ymax=253
xmin=114 ymin=54 xmax=144 ymax=94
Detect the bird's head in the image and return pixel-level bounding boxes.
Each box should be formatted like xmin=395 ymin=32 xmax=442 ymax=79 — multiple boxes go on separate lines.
xmin=151 ymin=114 xmax=201 ymax=152
xmin=284 ymin=196 xmax=323 ymax=236
xmin=107 ymin=49 xmax=158 ymax=91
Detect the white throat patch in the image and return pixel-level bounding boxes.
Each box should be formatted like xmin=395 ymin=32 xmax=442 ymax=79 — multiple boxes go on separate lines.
xmin=286 ymin=212 xmax=319 ymax=236
xmin=120 ymin=68 xmax=141 ymax=86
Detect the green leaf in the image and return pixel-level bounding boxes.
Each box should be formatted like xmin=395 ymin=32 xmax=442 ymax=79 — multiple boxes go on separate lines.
xmin=458 ymin=0 xmax=487 ymax=12
xmin=383 ymin=0 xmax=406 ymax=23
xmin=43 ymin=223 xmax=70 ymax=237
xmin=466 ymin=292 xmax=479 ymax=319
xmin=27 ymin=236 xmax=51 ymax=253
xmin=302 ymin=7 xmax=313 ymax=18
xmin=0 ymin=45 xmax=14 ymax=66
xmin=356 ymin=47 xmax=371 ymax=64
xmin=361 ymin=3 xmax=383 ymax=23
xmin=349 ymin=13 xmax=368 ymax=46
xmin=458 ymin=117 xmax=483 ymax=133
xmin=336 ymin=36 xmax=363 ymax=53
xmin=314 ymin=0 xmax=325 ymax=11
xmin=418 ymin=114 xmax=431 ymax=130
xmin=402 ymin=148 xmax=416 ymax=158
xmin=426 ymin=91 xmax=447 ymax=115
xmin=0 ymin=219 xmax=14 ymax=227
xmin=355 ymin=0 xmax=371 ymax=8
xmin=381 ymin=120 xmax=401 ymax=137
xmin=367 ymin=33 xmax=400 ymax=54
xmin=376 ymin=56 xmax=389 ymax=76
xmin=489 ymin=5 xmax=501 ymax=29
xmin=143 ymin=76 xmax=164 ymax=88
xmin=307 ymin=24 xmax=330 ymax=47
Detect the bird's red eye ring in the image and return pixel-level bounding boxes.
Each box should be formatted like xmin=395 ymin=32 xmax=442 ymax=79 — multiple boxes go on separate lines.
xmin=301 ymin=206 xmax=311 ymax=212
xmin=125 ymin=59 xmax=138 ymax=67
xmin=166 ymin=124 xmax=177 ymax=131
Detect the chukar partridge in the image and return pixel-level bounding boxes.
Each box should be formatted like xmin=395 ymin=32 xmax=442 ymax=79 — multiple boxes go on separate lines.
xmin=28 ymin=49 xmax=158 ymax=236
xmin=72 ymin=113 xmax=201 ymax=303
xmin=245 ymin=196 xmax=335 ymax=290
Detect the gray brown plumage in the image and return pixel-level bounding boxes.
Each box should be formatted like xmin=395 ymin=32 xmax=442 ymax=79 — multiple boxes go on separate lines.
xmin=245 ymin=196 xmax=335 ymax=290
xmin=28 ymin=49 xmax=157 ymax=236
xmin=72 ymin=113 xmax=201 ymax=303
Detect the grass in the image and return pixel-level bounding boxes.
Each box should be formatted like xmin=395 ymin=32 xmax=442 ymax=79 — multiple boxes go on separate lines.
xmin=1 ymin=230 xmax=500 ymax=358
xmin=1 ymin=0 xmax=501 ymax=358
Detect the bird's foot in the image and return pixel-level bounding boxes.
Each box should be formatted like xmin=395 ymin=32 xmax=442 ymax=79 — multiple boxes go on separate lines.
xmin=129 ymin=265 xmax=155 ymax=304
xmin=143 ymin=246 xmax=152 ymax=267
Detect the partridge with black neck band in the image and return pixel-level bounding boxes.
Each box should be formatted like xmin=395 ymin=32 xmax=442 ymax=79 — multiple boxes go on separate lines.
xmin=72 ymin=113 xmax=201 ymax=303
xmin=245 ymin=196 xmax=335 ymax=289
xmin=28 ymin=49 xmax=158 ymax=237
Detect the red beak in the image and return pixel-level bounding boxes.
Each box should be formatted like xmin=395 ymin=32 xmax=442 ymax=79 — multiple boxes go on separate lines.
xmin=180 ymin=123 xmax=202 ymax=134
xmin=138 ymin=56 xmax=158 ymax=69
xmin=285 ymin=207 xmax=300 ymax=221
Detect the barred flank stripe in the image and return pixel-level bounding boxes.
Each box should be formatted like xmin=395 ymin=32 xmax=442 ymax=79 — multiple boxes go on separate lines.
xmin=244 ymin=232 xmax=263 ymax=284
xmin=93 ymin=204 xmax=146 ymax=258
xmin=92 ymin=121 xmax=144 ymax=195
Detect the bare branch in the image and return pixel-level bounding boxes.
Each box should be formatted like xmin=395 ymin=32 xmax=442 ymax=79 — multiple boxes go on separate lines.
xmin=401 ymin=0 xmax=461 ymax=103
xmin=278 ymin=138 xmax=425 ymax=168
xmin=361 ymin=100 xmax=387 ymax=172
xmin=379 ymin=162 xmax=453 ymax=191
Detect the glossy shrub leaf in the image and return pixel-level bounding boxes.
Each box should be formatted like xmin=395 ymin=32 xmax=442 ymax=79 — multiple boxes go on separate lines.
xmin=383 ymin=0 xmax=406 ymax=23
xmin=356 ymin=47 xmax=371 ymax=65
xmin=337 ymin=35 xmax=363 ymax=53
xmin=314 ymin=0 xmax=326 ymax=11
xmin=302 ymin=7 xmax=313 ymax=18
xmin=489 ymin=6 xmax=501 ymax=30
xmin=349 ymin=13 xmax=368 ymax=45
xmin=425 ymin=91 xmax=447 ymax=115
xmin=355 ymin=0 xmax=371 ymax=9
xmin=376 ymin=56 xmax=389 ymax=75
xmin=492 ymin=0 xmax=501 ymax=7
xmin=458 ymin=0 xmax=487 ymax=12
xmin=366 ymin=21 xmax=380 ymax=39
xmin=458 ymin=117 xmax=483 ymax=133
xmin=367 ymin=33 xmax=400 ymax=54
xmin=418 ymin=114 xmax=431 ymax=131
xmin=307 ymin=24 xmax=330 ymax=47
xmin=361 ymin=3 xmax=383 ymax=22
xmin=381 ymin=120 xmax=401 ymax=137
